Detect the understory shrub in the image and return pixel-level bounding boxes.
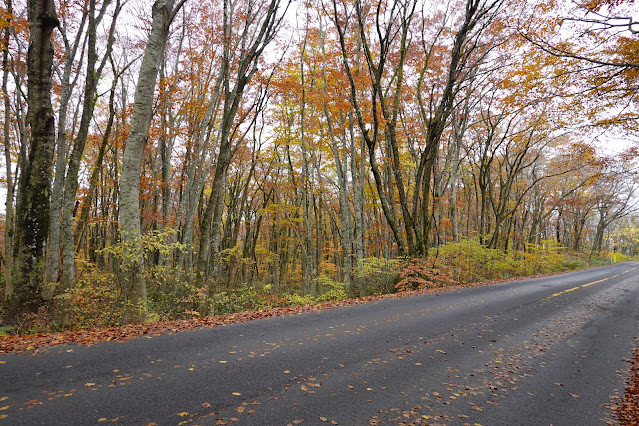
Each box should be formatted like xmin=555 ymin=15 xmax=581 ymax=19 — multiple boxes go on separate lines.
xmin=353 ymin=257 xmax=400 ymax=296
xmin=395 ymin=257 xmax=457 ymax=291
xmin=394 ymin=239 xmax=598 ymax=292
xmin=438 ymin=239 xmax=509 ymax=283
xmin=315 ymin=274 xmax=347 ymax=302
xmin=210 ymin=284 xmax=275 ymax=315
xmin=560 ymin=258 xmax=588 ymax=270
xmin=54 ymin=261 xmax=122 ymax=329
xmin=513 ymin=240 xmax=564 ymax=276
xmin=6 ymin=235 xmax=628 ymax=333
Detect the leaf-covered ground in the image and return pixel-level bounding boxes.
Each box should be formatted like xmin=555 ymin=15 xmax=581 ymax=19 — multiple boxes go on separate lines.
xmin=0 ymin=283 xmax=491 ymax=354
xmin=0 ymin=270 xmax=577 ymax=354
xmin=617 ymin=339 xmax=639 ymax=425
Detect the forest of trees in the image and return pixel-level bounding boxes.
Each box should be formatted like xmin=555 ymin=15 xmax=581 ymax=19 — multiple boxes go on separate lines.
xmin=0 ymin=0 xmax=637 ymax=329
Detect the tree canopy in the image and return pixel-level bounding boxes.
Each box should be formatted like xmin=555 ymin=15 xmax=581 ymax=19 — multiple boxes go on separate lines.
xmin=0 ymin=0 xmax=637 ymax=328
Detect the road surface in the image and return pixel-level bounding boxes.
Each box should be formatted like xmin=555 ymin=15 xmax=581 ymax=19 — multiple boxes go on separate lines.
xmin=2 ymin=263 xmax=639 ymax=425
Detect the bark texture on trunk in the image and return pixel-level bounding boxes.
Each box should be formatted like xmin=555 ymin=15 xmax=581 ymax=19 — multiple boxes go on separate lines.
xmin=2 ymin=0 xmax=15 ymax=299
xmin=6 ymin=0 xmax=59 ymax=322
xmin=119 ymin=0 xmax=178 ymax=324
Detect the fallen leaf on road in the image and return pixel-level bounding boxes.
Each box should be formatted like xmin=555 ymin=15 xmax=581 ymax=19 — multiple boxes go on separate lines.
xmin=320 ymin=417 xmax=328 ymax=422
xmin=232 ymin=392 xmax=241 ymax=396
xmin=236 ymin=407 xmax=245 ymax=413
xmin=292 ymin=420 xmax=304 ymax=424
xmin=0 ymin=405 xmax=13 ymax=410
xmin=97 ymin=418 xmax=107 ymax=422
xmin=331 ymin=421 xmax=338 ymax=425
xmin=202 ymin=402 xmax=211 ymax=408
xmin=177 ymin=412 xmax=189 ymax=417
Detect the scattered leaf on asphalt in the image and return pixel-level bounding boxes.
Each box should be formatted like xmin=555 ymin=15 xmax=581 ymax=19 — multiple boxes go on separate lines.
xmin=232 ymin=392 xmax=241 ymax=396
xmin=320 ymin=416 xmax=328 ymax=422
xmin=202 ymin=402 xmax=211 ymax=408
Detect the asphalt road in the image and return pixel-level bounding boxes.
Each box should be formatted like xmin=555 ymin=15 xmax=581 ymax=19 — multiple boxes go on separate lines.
xmin=2 ymin=263 xmax=639 ymax=425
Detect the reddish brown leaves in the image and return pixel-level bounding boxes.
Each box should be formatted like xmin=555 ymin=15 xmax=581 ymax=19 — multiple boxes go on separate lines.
xmin=617 ymin=343 xmax=639 ymax=424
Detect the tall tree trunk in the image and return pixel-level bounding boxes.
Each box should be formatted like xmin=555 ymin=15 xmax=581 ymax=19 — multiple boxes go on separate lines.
xmin=74 ymin=73 xmax=120 ymax=251
xmin=299 ymin=43 xmax=315 ymax=295
xmin=198 ymin=0 xmax=287 ymax=308
xmin=332 ymin=0 xmax=407 ymax=255
xmin=119 ymin=0 xmax=182 ymax=324
xmin=60 ymin=0 xmax=119 ymax=291
xmin=415 ymin=0 xmax=501 ymax=254
xmin=6 ymin=0 xmax=59 ymax=323
xmin=2 ymin=0 xmax=15 ymax=299
xmin=45 ymin=6 xmax=89 ymax=289
xmin=349 ymin=118 xmax=366 ymax=263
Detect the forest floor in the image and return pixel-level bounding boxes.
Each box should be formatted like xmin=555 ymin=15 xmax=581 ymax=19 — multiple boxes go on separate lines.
xmin=0 ymin=268 xmax=592 ymax=354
